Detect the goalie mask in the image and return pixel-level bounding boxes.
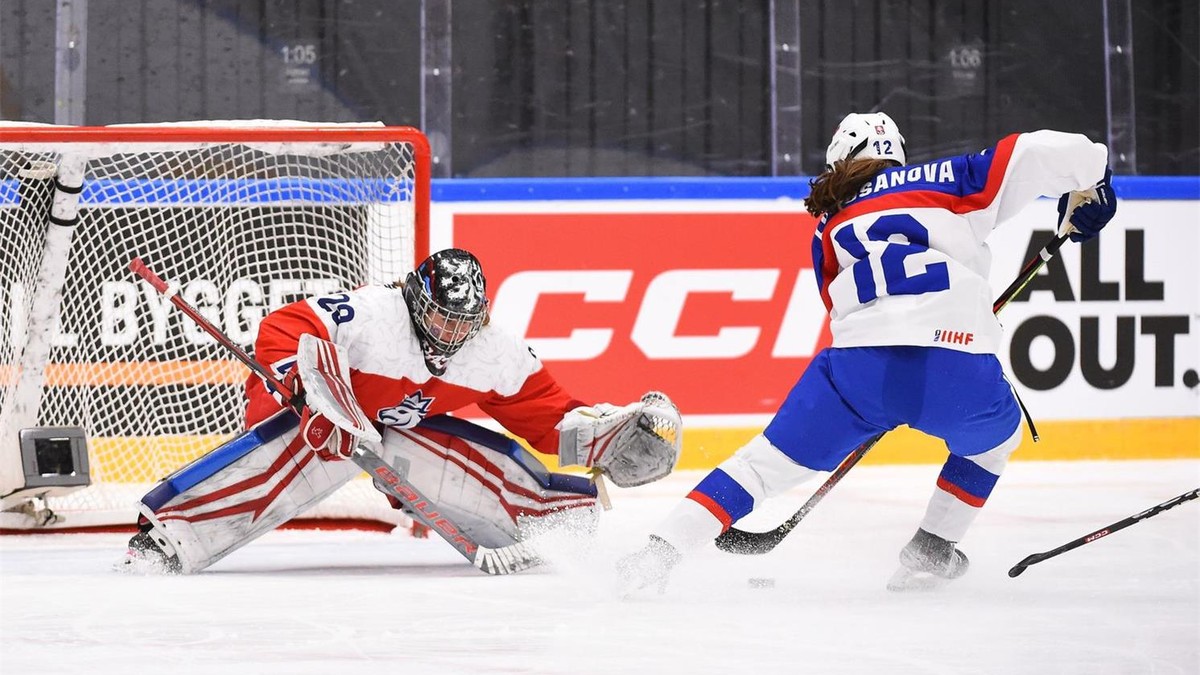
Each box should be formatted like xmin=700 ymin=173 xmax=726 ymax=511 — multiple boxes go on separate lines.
xmin=402 ymin=248 xmax=489 ymax=375
xmin=824 ymin=111 xmax=906 ymax=170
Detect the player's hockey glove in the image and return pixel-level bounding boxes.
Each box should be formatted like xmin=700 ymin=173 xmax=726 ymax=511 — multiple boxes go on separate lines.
xmin=1058 ymin=167 xmax=1116 ymax=243
xmin=282 ymin=368 xmax=354 ymax=462
xmin=557 ymin=391 xmax=682 ymax=488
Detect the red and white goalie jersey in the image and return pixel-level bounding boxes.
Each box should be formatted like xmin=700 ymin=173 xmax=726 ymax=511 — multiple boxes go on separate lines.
xmin=246 ymin=284 xmax=585 ymax=455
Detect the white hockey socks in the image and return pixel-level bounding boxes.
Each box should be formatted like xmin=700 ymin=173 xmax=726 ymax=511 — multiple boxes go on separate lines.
xmin=654 ymin=434 xmax=819 ymax=553
xmin=918 ymin=426 xmax=1021 ymax=542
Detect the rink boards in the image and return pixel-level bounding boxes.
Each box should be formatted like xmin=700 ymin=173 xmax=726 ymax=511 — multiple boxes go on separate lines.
xmin=10 ymin=176 xmax=1193 ymax=476
xmin=430 ymin=176 xmax=1199 ymax=467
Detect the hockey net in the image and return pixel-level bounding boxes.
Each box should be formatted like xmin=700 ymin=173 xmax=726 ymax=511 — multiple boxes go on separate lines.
xmin=0 ymin=122 xmax=429 ymax=532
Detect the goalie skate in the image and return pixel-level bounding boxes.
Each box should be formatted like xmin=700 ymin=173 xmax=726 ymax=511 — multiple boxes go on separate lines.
xmin=886 ymin=528 xmax=969 ymax=592
xmin=117 ymin=529 xmax=182 ymax=575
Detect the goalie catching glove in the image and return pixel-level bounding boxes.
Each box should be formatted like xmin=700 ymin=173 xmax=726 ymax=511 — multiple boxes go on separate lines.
xmin=557 ymin=391 xmax=682 ymax=487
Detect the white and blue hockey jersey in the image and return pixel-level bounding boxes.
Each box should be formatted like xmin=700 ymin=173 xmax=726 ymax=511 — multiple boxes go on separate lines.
xmin=813 ymin=130 xmax=1109 ymax=355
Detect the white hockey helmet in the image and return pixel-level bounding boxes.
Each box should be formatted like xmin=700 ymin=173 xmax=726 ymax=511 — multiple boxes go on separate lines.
xmin=824 ymin=112 xmax=906 ymax=170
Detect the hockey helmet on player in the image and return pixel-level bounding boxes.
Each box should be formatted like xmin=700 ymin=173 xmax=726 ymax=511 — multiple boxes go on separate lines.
xmin=824 ymin=112 xmax=906 ymax=170
xmin=402 ymin=248 xmax=489 ymax=374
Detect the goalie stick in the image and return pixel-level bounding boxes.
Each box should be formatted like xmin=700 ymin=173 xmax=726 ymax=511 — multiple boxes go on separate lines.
xmin=129 ymin=257 xmax=543 ymax=575
xmin=1008 ymin=488 xmax=1199 ymax=577
xmin=714 ymin=231 xmax=1072 ymax=556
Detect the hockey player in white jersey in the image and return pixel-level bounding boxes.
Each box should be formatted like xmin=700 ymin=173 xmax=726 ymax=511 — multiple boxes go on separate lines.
xmin=619 ymin=112 xmax=1117 ymax=591
xmin=123 ymin=248 xmax=682 ymax=574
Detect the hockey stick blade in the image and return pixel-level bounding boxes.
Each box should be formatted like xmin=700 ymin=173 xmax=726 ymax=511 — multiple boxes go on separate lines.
xmin=714 ymin=232 xmax=1070 ymax=556
xmin=713 ymin=521 xmax=788 ymax=556
xmin=714 ymin=436 xmax=876 ymax=554
xmin=1007 ymin=556 xmax=1041 ymax=578
xmin=1008 ymin=487 xmax=1199 ymax=578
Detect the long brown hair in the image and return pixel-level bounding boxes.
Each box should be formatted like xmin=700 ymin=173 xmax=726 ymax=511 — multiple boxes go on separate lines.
xmin=805 ymin=158 xmax=897 ymax=217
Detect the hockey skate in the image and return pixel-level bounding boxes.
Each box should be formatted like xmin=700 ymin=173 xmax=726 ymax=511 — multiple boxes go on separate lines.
xmin=117 ymin=529 xmax=183 ymax=575
xmin=886 ymin=528 xmax=969 ymax=592
xmin=616 ymin=535 xmax=681 ymax=597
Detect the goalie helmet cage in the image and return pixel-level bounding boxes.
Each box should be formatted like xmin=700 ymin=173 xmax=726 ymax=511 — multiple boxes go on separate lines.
xmin=0 ymin=122 xmax=430 ymax=533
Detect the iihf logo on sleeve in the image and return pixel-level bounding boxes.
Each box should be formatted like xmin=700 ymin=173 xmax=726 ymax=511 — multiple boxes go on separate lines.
xmin=933 ymin=329 xmax=974 ymax=346
xmin=377 ymin=390 xmax=434 ymax=428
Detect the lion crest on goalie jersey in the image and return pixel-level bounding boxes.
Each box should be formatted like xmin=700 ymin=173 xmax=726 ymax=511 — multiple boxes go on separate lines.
xmin=377 ymin=390 xmax=435 ymax=429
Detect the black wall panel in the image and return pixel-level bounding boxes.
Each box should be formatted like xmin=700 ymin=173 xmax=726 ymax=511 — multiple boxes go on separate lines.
xmin=1 ymin=0 xmax=1195 ymax=175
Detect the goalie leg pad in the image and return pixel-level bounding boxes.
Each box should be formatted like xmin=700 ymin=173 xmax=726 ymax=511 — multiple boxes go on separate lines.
xmin=379 ymin=415 xmax=599 ymax=551
xmin=125 ymin=409 xmax=362 ymax=574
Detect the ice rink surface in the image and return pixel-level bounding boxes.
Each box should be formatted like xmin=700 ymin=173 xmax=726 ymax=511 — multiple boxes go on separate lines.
xmin=1 ymin=459 xmax=1197 ymax=675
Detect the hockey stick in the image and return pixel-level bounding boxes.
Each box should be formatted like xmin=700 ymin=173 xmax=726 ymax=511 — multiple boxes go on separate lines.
xmin=714 ymin=232 xmax=1072 ymax=556
xmin=993 ymin=233 xmax=1070 ymax=315
xmin=1008 ymin=488 xmax=1199 ymax=577
xmin=129 ymin=257 xmax=543 ymax=575
xmin=714 ymin=434 xmax=879 ymax=555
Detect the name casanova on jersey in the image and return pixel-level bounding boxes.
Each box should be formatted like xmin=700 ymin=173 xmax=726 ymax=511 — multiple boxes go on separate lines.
xmin=813 ymin=130 xmax=1108 ymax=354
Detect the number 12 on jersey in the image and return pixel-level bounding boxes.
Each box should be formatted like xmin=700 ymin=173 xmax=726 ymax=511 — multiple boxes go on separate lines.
xmin=831 ymin=214 xmax=950 ymax=304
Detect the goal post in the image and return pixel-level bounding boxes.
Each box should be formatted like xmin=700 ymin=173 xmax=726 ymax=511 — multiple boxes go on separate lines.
xmin=0 ymin=121 xmax=430 ymax=532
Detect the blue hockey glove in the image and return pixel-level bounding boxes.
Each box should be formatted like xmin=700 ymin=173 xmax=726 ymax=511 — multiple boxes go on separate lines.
xmin=1058 ymin=167 xmax=1116 ymax=243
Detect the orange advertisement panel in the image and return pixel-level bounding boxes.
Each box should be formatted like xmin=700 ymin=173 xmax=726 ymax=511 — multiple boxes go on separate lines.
xmin=454 ymin=211 xmax=830 ymax=416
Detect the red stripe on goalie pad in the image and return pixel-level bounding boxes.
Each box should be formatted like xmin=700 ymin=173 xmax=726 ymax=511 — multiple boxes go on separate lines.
xmin=157 ymin=434 xmax=316 ymax=523
xmin=399 ymin=429 xmax=595 ymax=523
xmin=409 ymin=427 xmax=591 ymax=505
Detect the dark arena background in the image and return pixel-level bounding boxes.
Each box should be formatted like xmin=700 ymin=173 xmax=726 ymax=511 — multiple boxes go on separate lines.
xmin=1 ymin=2 xmax=1197 ymax=674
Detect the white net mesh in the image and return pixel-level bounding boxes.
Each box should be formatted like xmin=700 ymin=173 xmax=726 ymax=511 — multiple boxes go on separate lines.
xmin=0 ymin=123 xmax=427 ymax=530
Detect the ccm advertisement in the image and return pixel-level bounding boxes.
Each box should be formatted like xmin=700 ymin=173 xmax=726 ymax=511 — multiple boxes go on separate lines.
xmin=433 ymin=179 xmax=1198 ymax=466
